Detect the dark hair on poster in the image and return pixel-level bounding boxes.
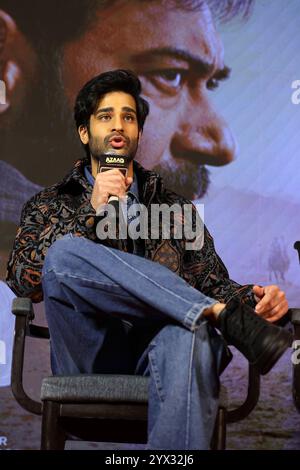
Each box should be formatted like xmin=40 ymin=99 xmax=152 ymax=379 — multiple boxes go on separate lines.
xmin=0 ymin=0 xmax=254 ymax=51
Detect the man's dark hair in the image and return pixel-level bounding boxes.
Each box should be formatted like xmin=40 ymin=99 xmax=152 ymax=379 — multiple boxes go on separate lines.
xmin=74 ymin=69 xmax=149 ymax=131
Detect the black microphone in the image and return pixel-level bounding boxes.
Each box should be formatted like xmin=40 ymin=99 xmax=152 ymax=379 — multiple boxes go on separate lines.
xmin=97 ymin=153 xmax=131 ymax=217
xmin=294 ymin=241 xmax=300 ymax=264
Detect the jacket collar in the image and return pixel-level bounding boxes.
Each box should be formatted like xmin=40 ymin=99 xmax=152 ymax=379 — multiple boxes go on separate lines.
xmin=57 ymin=157 xmax=163 ymax=205
xmin=57 ymin=158 xmax=90 ymax=194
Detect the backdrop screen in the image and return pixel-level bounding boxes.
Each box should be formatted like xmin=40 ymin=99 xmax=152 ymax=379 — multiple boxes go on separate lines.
xmin=0 ymin=0 xmax=300 ymax=450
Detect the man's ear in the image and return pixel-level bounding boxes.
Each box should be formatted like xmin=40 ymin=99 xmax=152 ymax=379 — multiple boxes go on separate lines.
xmin=0 ymin=9 xmax=38 ymax=118
xmin=78 ymin=125 xmax=89 ymax=144
xmin=137 ymin=129 xmax=142 ymax=145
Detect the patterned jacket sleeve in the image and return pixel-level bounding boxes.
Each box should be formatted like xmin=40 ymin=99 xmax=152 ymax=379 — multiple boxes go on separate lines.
xmin=6 ymin=194 xmax=97 ymax=303
xmin=189 ymin=205 xmax=257 ymax=307
xmin=6 ymin=197 xmax=50 ymax=302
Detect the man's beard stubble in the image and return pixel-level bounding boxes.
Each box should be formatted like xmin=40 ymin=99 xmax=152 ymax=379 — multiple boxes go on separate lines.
xmin=89 ymin=132 xmax=139 ymax=163
xmin=153 ymin=160 xmax=210 ymax=200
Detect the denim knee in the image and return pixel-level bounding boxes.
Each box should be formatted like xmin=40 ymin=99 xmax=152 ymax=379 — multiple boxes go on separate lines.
xmin=42 ymin=234 xmax=79 ymax=276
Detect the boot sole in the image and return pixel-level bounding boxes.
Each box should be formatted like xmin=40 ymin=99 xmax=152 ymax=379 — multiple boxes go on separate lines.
xmin=253 ymin=328 xmax=293 ymax=375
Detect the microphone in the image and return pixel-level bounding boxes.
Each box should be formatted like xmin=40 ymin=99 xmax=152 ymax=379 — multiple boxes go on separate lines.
xmin=294 ymin=241 xmax=300 ymax=264
xmin=97 ymin=153 xmax=131 ymax=217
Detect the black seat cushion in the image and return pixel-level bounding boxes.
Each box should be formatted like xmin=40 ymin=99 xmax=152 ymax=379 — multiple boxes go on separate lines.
xmin=41 ymin=374 xmax=149 ymax=403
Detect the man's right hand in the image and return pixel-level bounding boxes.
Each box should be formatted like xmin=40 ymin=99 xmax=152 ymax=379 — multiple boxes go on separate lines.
xmin=90 ymin=169 xmax=133 ymax=212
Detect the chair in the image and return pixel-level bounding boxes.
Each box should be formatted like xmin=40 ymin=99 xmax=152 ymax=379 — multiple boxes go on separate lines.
xmin=10 ymin=297 xmax=300 ymax=450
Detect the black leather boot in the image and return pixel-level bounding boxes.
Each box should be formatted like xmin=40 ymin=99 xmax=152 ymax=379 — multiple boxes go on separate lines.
xmin=218 ymin=297 xmax=292 ymax=375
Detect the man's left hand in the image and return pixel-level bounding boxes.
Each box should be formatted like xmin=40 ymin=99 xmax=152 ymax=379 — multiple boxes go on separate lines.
xmin=253 ymin=285 xmax=289 ymax=322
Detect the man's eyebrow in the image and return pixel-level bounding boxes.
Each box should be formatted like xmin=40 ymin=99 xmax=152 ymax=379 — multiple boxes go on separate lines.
xmin=96 ymin=107 xmax=113 ymax=114
xmin=213 ymin=66 xmax=231 ymax=81
xmin=122 ymin=106 xmax=137 ymax=114
xmin=95 ymin=106 xmax=137 ymax=114
xmin=132 ymin=47 xmax=231 ymax=79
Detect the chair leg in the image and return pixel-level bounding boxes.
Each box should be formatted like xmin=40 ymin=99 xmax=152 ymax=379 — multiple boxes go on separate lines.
xmin=293 ymin=351 xmax=300 ymax=412
xmin=211 ymin=407 xmax=227 ymax=450
xmin=41 ymin=401 xmax=66 ymax=450
xmin=292 ymin=321 xmax=300 ymax=412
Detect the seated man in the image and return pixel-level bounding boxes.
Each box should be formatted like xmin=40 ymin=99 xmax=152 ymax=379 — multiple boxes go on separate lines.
xmin=6 ymin=69 xmax=292 ymax=450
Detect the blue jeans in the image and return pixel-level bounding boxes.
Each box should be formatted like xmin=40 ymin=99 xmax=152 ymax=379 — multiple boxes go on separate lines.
xmin=42 ymin=234 xmax=226 ymax=449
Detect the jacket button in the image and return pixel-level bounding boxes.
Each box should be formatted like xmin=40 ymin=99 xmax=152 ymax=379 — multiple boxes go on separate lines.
xmin=86 ymin=217 xmax=95 ymax=228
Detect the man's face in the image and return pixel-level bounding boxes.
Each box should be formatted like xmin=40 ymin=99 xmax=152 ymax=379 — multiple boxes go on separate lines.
xmin=62 ymin=0 xmax=236 ymax=199
xmin=79 ymin=91 xmax=140 ymax=165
